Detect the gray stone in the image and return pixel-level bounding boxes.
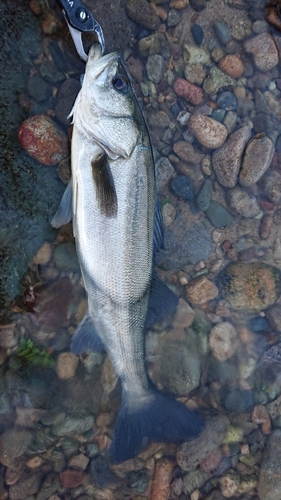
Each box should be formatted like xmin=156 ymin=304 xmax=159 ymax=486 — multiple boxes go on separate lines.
xmin=36 ymin=473 xmax=60 ymax=500
xmin=155 ymin=157 xmax=175 ymax=194
xmin=213 ymin=21 xmax=231 ymax=45
xmin=212 ymin=126 xmax=252 ymax=188
xmin=205 ymin=201 xmax=235 ymax=228
xmin=183 ymin=470 xmax=210 ymax=495
xmin=55 ymin=78 xmax=81 ymax=125
xmin=167 ymin=8 xmax=181 ymax=27
xmin=196 ymin=179 xmax=212 ymax=211
xmin=52 ymin=414 xmax=95 ymax=436
xmin=146 ymin=54 xmax=165 ymax=83
xmin=177 ymin=413 xmax=230 ymax=471
xmin=39 ymin=60 xmax=65 ymax=84
xmin=263 ymin=171 xmax=281 ymax=203
xmin=227 ymin=186 xmax=260 ymax=217
xmin=9 ymin=471 xmax=42 ymax=500
xmin=126 ymin=0 xmax=161 ymax=30
xmin=27 ymin=75 xmax=52 ymax=103
xmin=239 ymin=133 xmax=274 ymax=187
xmin=258 ymin=430 xmax=281 ymax=500
xmin=0 ymin=429 xmax=33 ymax=466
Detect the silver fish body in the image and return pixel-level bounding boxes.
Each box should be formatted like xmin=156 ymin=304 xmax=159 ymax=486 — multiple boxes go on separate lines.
xmin=52 ymin=44 xmax=203 ymax=462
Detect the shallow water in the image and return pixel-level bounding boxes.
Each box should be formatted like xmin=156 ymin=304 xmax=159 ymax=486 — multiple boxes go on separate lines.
xmin=1 ymin=0 xmax=281 ymax=498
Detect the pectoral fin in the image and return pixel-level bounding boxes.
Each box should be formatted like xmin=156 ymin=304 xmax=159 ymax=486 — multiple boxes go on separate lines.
xmin=145 ymin=271 xmax=179 ymax=328
xmin=51 ymin=182 xmax=72 ymax=228
xmin=70 ymin=312 xmax=105 ymax=354
xmin=91 ymin=152 xmax=117 ymax=218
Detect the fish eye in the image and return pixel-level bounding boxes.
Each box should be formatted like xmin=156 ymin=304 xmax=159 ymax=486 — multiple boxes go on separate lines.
xmin=112 ymin=76 xmax=128 ymax=93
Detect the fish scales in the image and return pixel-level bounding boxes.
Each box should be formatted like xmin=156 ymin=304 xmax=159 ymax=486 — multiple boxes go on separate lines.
xmin=52 ymin=43 xmax=204 ymax=463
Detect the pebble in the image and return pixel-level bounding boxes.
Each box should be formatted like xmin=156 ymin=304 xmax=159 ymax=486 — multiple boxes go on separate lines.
xmin=0 ymin=429 xmax=32 ymax=466
xmin=183 ymin=44 xmax=210 ymax=65
xmin=200 ymin=448 xmax=223 ymax=472
xmin=209 ymin=322 xmax=238 ymax=362
xmin=174 ymin=78 xmax=204 ymax=105
xmin=218 ymin=54 xmax=244 ymax=79
xmin=59 ymin=469 xmax=86 ymax=489
xmin=260 ymin=213 xmax=273 ymax=239
xmin=126 ymin=0 xmax=161 ymax=30
xmin=146 ymin=54 xmax=165 ymax=83
xmin=27 ymin=75 xmax=52 ymax=102
xmin=18 ymin=114 xmax=68 ymax=166
xmin=170 ymin=175 xmax=194 ymax=201
xmin=212 ymin=126 xmax=252 ymax=187
xmin=55 ymin=78 xmax=80 ymax=125
xmin=9 ymin=471 xmax=42 ymax=500
xmin=186 ymin=276 xmax=218 ymax=305
xmin=162 ymin=202 xmax=176 ymax=226
xmin=68 ymin=453 xmax=89 ymax=470
xmin=213 ymin=21 xmax=231 ymax=45
xmin=224 ymin=388 xmax=255 ymax=412
xmin=155 ymin=157 xmax=175 ymax=194
xmin=191 ymin=24 xmax=204 ymax=46
xmin=167 ymin=8 xmax=181 ymax=27
xmin=188 ymin=114 xmax=227 ymax=149
xmin=56 ymin=352 xmax=79 ymax=380
xmin=0 ymin=323 xmax=17 ymax=348
xmin=220 ymin=470 xmax=240 ymax=497
xmin=33 ymin=242 xmax=52 ymax=265
xmin=217 ymin=91 xmax=237 ymax=111
xmin=151 ymin=458 xmax=174 ymax=500
xmin=258 ymin=430 xmax=281 ymax=500
xmin=203 ymin=66 xmax=235 ymax=95
xmin=265 ymin=305 xmax=281 ymax=332
xmin=148 ymin=110 xmax=170 ymax=129
xmin=138 ymin=32 xmax=167 ymax=57
xmin=39 ymin=60 xmax=64 ymax=84
xmin=239 ymin=133 xmax=274 ymax=187
xmin=189 ymin=0 xmax=206 ymax=11
xmin=52 ymin=414 xmax=95 ymax=436
xmin=232 ymin=17 xmax=252 ymax=40
xmin=196 ymin=179 xmax=212 ymax=211
xmin=184 ymin=63 xmax=206 ymax=85
xmin=227 ymin=186 xmax=260 ymax=217
xmin=183 ymin=470 xmax=209 ymax=495
xmin=177 ymin=413 xmax=230 ymax=471
xmin=218 ymin=261 xmax=281 ymax=311
xmin=263 ymin=171 xmax=281 ymax=203
xmin=36 ymin=472 xmax=60 ymax=500
xmin=205 ymin=201 xmax=235 ymax=228
xmin=173 ymin=141 xmax=203 ymax=164
xmin=244 ymin=32 xmax=279 ymax=71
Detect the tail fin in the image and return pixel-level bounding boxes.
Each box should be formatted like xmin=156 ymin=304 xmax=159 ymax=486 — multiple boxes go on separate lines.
xmin=108 ymin=389 xmax=204 ymax=463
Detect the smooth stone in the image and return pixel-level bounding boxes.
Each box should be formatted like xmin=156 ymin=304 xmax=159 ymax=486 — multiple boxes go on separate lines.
xmin=173 ymin=141 xmax=204 ymax=164
xmin=205 ymin=201 xmax=235 ymax=227
xmin=183 ymin=470 xmax=209 ymax=495
xmin=248 ymin=316 xmax=269 ymax=332
xmin=189 ymin=0 xmax=206 ymax=11
xmin=138 ymin=32 xmax=168 ymax=57
xmin=39 ymin=60 xmax=65 ymax=84
xmin=203 ymin=66 xmax=235 ymax=95
xmin=263 ymin=171 xmax=281 ymax=203
xmin=218 ymin=54 xmax=244 ymax=79
xmin=167 ymin=8 xmax=181 ymax=27
xmin=0 ymin=429 xmax=33 ymax=466
xmin=148 ymin=110 xmax=170 ymax=129
xmin=191 ymin=24 xmax=204 ymax=46
xmin=196 ymin=179 xmax=212 ymax=211
xmin=53 ymin=242 xmax=79 ymax=272
xmin=27 ymin=75 xmax=52 ymax=102
xmin=170 ymin=175 xmax=194 ymax=201
xmin=211 ymin=108 xmax=226 ymax=122
xmin=52 ymin=414 xmax=95 ymax=436
xmin=186 ymin=276 xmax=218 ymax=304
xmin=177 ymin=413 xmax=230 ymax=471
xmin=146 ymin=54 xmax=165 ymax=83
xmin=56 ymin=352 xmax=79 ymax=380
xmin=265 ymin=305 xmax=281 ymax=332
xmin=36 ymin=472 xmax=60 ymax=500
xmin=244 ymin=32 xmax=279 ymax=72
xmin=213 ymin=21 xmax=231 ymax=45
xmin=9 ymin=471 xmax=42 ymax=500
xmin=188 ymin=114 xmax=227 ymax=149
xmin=59 ymin=469 xmax=86 ymax=489
xmin=209 ymin=322 xmax=238 ymax=361
xmin=218 ymin=261 xmax=281 ymax=311
xmin=227 ymin=186 xmax=260 ymax=217
xmin=223 ymin=388 xmax=255 ymax=412
xmin=258 ymin=430 xmax=281 ymax=500
xmin=217 ymin=91 xmax=237 ymax=111
xmin=126 ymin=0 xmax=161 ymax=30
xmin=232 ymin=17 xmax=252 ymax=40
xmin=18 ymin=114 xmax=68 ymax=166
xmin=174 ymin=78 xmax=204 ymax=105
xmin=239 ymin=133 xmax=274 ymax=187
xmin=212 ymin=126 xmax=251 ymax=187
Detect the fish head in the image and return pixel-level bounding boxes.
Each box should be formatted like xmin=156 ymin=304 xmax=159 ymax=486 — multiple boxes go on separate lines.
xmin=77 ymin=44 xmax=147 ymax=158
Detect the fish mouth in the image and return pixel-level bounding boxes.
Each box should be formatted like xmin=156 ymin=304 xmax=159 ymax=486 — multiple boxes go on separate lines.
xmin=87 ymin=44 xmax=119 ymax=81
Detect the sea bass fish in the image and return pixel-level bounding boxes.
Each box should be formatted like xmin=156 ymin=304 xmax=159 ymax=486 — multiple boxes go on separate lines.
xmin=52 ymin=43 xmax=204 ymax=463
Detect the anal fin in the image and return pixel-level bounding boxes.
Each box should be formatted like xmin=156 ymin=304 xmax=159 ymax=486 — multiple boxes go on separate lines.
xmin=145 ymin=271 xmax=179 ymax=329
xmin=70 ymin=313 xmax=105 ymax=354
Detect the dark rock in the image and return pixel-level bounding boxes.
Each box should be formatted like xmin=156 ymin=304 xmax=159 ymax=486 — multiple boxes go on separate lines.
xmin=55 ymin=78 xmax=81 ymax=125
xmin=36 ymin=472 xmax=60 ymax=500
xmin=205 ymin=201 xmax=235 ymax=228
xmin=265 ymin=305 xmax=281 ymax=332
xmin=49 ymin=41 xmax=68 ymax=72
xmin=167 ymin=9 xmax=182 ymax=28
xmin=253 ymin=112 xmax=276 ymax=133
xmin=191 ymin=24 xmax=204 ymax=46
xmin=190 ymin=0 xmax=207 ymax=12
xmin=27 ymin=75 xmax=52 ymax=103
xmin=89 ymin=456 xmax=119 ymax=488
xmin=127 ymin=469 xmax=150 ymax=493
xmin=211 ymin=108 xmax=226 ymax=122
xmin=18 ymin=27 xmax=43 ymax=61
xmin=39 ymin=60 xmax=65 ymax=84
xmin=195 ymin=179 xmax=212 ymax=211
xmin=9 ymin=471 xmax=42 ymax=500
xmin=258 ymin=430 xmax=281 ymax=500
xmin=126 ymin=0 xmax=161 ymax=31
xmin=213 ymin=21 xmax=231 ymax=45
xmin=248 ymin=72 xmax=271 ymax=89
xmin=223 ymin=388 xmax=255 ymax=412
xmin=170 ymin=175 xmax=194 ymax=201
xmin=217 ymin=91 xmax=237 ymax=111
xmin=248 ymin=316 xmax=270 ymax=332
